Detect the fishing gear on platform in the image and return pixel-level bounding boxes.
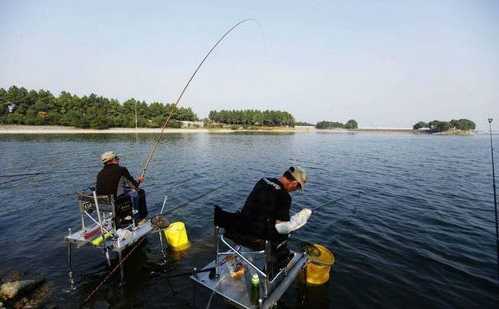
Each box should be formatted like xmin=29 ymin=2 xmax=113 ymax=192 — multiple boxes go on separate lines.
xmin=487 ymin=118 xmax=499 ymax=279
xmin=140 ymin=19 xmax=255 ymax=178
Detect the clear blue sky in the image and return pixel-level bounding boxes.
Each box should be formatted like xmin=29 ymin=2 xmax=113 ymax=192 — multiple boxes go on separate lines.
xmin=1 ymin=0 xmax=498 ymax=129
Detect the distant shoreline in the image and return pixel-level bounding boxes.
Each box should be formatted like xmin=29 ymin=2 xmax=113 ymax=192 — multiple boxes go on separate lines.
xmin=0 ymin=125 xmax=421 ymax=135
xmin=0 ymin=125 xmax=478 ymax=135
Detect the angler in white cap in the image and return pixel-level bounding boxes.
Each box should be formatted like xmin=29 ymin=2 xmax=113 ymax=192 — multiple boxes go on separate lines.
xmin=96 ymin=151 xmax=147 ymax=224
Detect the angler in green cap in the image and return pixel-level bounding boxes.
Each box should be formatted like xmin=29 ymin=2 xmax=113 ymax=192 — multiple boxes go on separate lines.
xmin=240 ymin=166 xmax=312 ymax=242
xmin=242 ymin=166 xmax=312 ymax=272
xmin=215 ymin=166 xmax=312 ymax=273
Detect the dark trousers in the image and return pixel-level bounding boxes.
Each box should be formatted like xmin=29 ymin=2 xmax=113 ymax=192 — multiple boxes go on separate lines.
xmin=121 ymin=188 xmax=148 ymax=222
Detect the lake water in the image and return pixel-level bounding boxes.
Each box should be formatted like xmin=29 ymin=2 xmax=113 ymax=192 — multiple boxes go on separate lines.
xmin=0 ymin=132 xmax=498 ymax=308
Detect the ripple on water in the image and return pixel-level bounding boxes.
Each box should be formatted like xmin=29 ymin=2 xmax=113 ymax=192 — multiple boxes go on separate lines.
xmin=1 ymin=133 xmax=498 ymax=308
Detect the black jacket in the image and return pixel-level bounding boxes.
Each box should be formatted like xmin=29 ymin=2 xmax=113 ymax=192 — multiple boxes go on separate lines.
xmin=240 ymin=178 xmax=291 ymax=241
xmin=96 ymin=164 xmax=139 ymax=196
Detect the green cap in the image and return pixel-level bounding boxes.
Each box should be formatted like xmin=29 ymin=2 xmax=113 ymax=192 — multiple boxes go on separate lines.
xmin=288 ymin=166 xmax=307 ymax=189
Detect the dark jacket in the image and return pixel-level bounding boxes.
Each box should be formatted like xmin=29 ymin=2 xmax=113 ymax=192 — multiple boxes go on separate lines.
xmin=240 ymin=178 xmax=291 ymax=241
xmin=96 ymin=164 xmax=139 ymax=196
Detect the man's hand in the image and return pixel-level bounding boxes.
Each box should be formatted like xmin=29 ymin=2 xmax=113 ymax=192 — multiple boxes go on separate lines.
xmin=300 ymin=208 xmax=312 ymax=219
xmin=137 ymin=175 xmax=145 ymax=184
xmin=275 ymin=208 xmax=313 ymax=234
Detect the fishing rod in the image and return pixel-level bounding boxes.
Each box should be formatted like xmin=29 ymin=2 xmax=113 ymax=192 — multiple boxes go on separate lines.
xmin=150 ymin=266 xmax=216 ymax=280
xmin=161 ymin=183 xmax=226 ymax=215
xmin=308 ymin=192 xmax=359 ymax=212
xmin=140 ymin=19 xmax=255 ymax=178
xmin=488 ymin=118 xmax=499 ymax=279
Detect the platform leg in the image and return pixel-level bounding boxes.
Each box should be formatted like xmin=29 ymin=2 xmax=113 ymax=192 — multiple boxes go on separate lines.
xmin=192 ymin=274 xmax=197 ymax=308
xmin=302 ymin=266 xmax=308 ymax=304
xmin=67 ymin=241 xmax=76 ymax=290
xmin=263 ymin=241 xmax=272 ymax=297
xmin=159 ymin=231 xmax=167 ymax=266
xmin=215 ymin=226 xmax=220 ymax=279
xmin=118 ymin=251 xmax=125 ymax=286
xmin=105 ymin=248 xmax=111 ymax=267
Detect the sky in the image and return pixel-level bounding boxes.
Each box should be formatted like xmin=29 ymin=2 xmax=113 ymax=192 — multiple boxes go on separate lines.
xmin=1 ymin=0 xmax=498 ymax=129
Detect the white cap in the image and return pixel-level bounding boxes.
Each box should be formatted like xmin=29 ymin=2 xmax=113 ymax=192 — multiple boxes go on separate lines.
xmin=101 ymin=151 xmax=119 ymax=164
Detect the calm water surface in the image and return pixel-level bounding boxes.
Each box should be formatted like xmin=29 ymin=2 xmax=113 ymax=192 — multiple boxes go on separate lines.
xmin=0 ymin=132 xmax=498 ymax=308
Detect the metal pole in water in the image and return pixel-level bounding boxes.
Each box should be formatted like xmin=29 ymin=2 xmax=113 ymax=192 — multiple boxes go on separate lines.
xmin=488 ymin=118 xmax=499 ymax=279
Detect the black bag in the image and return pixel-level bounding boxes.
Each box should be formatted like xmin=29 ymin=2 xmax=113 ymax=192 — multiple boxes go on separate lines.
xmin=115 ymin=195 xmax=133 ymax=228
xmin=137 ymin=189 xmax=148 ymax=220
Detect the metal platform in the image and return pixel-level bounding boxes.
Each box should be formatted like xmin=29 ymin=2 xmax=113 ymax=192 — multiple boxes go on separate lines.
xmin=191 ymin=251 xmax=307 ymax=309
xmin=65 ymin=221 xmax=154 ymax=253
xmin=64 ymin=191 xmax=162 ymax=289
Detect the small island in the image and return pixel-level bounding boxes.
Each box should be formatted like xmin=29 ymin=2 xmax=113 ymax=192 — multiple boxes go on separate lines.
xmin=412 ymin=119 xmax=476 ymax=135
xmin=315 ymin=119 xmax=358 ymax=129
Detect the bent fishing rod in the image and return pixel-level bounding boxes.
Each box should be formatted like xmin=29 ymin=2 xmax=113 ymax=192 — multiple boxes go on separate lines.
xmin=297 ymin=191 xmax=360 ymax=213
xmin=140 ymin=19 xmax=255 ymax=178
xmin=488 ymin=118 xmax=499 ymax=279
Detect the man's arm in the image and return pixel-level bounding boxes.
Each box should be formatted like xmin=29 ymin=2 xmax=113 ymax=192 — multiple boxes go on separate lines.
xmin=275 ymin=208 xmax=312 ymax=234
xmin=122 ymin=167 xmax=141 ymax=189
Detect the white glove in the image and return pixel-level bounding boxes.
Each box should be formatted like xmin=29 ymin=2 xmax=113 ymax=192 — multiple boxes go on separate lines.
xmin=275 ymin=208 xmax=312 ymax=234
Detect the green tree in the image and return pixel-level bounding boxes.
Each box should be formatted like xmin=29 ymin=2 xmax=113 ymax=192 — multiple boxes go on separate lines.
xmin=455 ymin=119 xmax=475 ymax=130
xmin=344 ymin=119 xmax=358 ymax=129
xmin=429 ymin=120 xmax=450 ymax=132
xmin=413 ymin=121 xmax=428 ymax=130
xmin=316 ymin=121 xmax=344 ymax=129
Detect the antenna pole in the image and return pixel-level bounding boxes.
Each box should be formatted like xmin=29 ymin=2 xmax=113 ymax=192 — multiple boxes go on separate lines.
xmin=488 ymin=118 xmax=499 ymax=279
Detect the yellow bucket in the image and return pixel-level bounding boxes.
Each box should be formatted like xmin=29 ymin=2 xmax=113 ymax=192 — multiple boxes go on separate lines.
xmin=163 ymin=221 xmax=190 ymax=251
xmin=306 ymin=244 xmax=335 ymax=285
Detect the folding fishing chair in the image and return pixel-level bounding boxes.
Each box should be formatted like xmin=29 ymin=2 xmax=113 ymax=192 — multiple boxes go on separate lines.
xmin=76 ymin=191 xmax=134 ymax=237
xmin=191 ymin=206 xmax=308 ymax=309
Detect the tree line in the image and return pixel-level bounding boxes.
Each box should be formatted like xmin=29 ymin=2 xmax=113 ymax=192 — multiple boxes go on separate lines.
xmin=208 ymin=109 xmax=295 ymax=127
xmin=316 ymin=119 xmax=358 ymax=129
xmin=295 ymin=121 xmax=315 ymax=126
xmin=412 ymin=119 xmax=476 ymax=132
xmin=0 ymin=86 xmax=198 ymax=129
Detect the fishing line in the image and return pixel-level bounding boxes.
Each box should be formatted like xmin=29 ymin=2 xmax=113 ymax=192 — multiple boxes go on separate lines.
xmin=294 ymin=191 xmax=360 ymax=214
xmin=140 ymin=19 xmax=258 ymax=178
xmin=0 ymin=172 xmax=45 ymax=178
xmin=0 ymin=175 xmax=33 ymax=186
xmin=311 ymin=194 xmax=349 ymax=212
xmin=162 ymin=183 xmax=226 ymax=215
xmin=82 ymin=237 xmax=146 ymax=305
xmin=487 ymin=118 xmax=499 ymax=279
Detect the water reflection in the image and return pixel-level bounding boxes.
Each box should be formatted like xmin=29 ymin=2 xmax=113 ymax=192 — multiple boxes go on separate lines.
xmin=1 ymin=133 xmax=498 ymax=308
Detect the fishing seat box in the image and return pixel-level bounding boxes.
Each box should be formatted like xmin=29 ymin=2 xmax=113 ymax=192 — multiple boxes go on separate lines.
xmin=114 ymin=195 xmax=134 ymax=228
xmin=115 ymin=189 xmax=148 ymax=226
xmin=214 ymin=206 xmax=291 ymax=276
xmin=214 ymin=206 xmax=265 ymax=250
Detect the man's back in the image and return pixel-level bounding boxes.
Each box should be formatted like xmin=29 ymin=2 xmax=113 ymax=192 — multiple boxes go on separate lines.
xmin=240 ymin=178 xmax=291 ymax=241
xmin=96 ymin=164 xmax=137 ymax=196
